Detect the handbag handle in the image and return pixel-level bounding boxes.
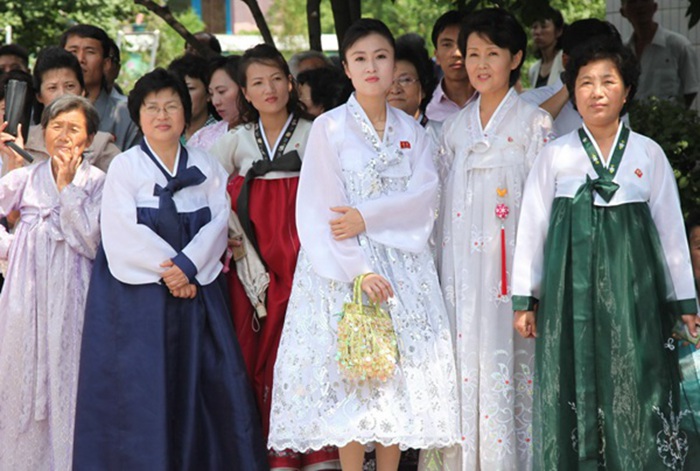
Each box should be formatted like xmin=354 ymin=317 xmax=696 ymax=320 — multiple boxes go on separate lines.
xmin=353 ymin=273 xmax=369 ymax=304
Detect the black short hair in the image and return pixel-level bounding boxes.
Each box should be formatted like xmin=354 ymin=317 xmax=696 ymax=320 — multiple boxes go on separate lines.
xmin=458 ymin=8 xmax=527 ymax=87
xmin=236 ymin=44 xmax=309 ymax=124
xmin=209 ymin=54 xmax=241 ymax=84
xmin=296 ymin=66 xmax=351 ymax=113
xmin=560 ymin=19 xmax=621 ymax=56
xmin=395 ymin=37 xmax=436 ymax=114
xmin=33 ymin=47 xmax=85 ymax=94
xmin=32 ymin=47 xmax=86 ymax=124
xmin=188 ymin=32 xmax=222 ymax=55
xmin=0 ymin=44 xmax=29 ymax=67
xmin=60 ymin=24 xmax=111 ymax=59
xmin=431 ymin=10 xmax=465 ymax=49
xmin=531 ymin=7 xmax=566 ymax=58
xmin=168 ymin=53 xmax=212 ymax=88
xmin=340 ymin=18 xmax=395 ymax=64
xmin=128 ymin=68 xmax=192 ymax=134
xmin=565 ymin=38 xmax=639 ymax=117
xmin=108 ymin=38 xmax=121 ymax=66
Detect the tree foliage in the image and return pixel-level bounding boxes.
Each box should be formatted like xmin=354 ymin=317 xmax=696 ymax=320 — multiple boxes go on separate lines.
xmin=0 ymin=0 xmax=140 ymax=53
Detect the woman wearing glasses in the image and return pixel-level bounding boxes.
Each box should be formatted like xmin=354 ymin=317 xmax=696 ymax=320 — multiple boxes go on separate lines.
xmin=72 ymin=68 xmax=267 ymax=470
xmin=387 ymin=38 xmax=436 ymax=128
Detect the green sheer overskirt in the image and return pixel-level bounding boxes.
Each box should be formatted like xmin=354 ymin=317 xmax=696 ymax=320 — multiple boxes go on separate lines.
xmin=534 ymin=199 xmax=699 ymax=470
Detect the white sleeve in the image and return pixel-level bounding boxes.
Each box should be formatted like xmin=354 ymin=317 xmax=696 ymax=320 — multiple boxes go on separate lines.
xmin=0 ymin=168 xmax=28 ymax=259
xmin=512 ymin=145 xmax=557 ymax=308
xmin=55 ymin=173 xmax=104 ymax=259
xmin=101 ymin=156 xmax=177 ymax=284
xmin=209 ymin=130 xmax=238 ymax=176
xmin=355 ymin=128 xmax=438 ymax=252
xmin=180 ymin=156 xmax=228 ymax=285
xmin=524 ymin=109 xmax=555 ymax=170
xmin=296 ymin=116 xmax=373 ymax=283
xmin=648 ymin=141 xmax=697 ymax=310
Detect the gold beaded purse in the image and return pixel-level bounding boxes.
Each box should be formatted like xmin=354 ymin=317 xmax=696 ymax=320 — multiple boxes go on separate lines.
xmin=336 ymin=274 xmax=399 ymax=381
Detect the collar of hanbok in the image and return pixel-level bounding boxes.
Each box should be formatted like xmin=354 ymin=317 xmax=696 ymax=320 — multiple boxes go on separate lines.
xmin=346 ymin=93 xmax=407 ymax=177
xmin=580 ymin=120 xmax=625 ymax=169
xmin=143 ymin=137 xmax=182 ymax=178
xmin=467 ymin=87 xmax=518 ymax=154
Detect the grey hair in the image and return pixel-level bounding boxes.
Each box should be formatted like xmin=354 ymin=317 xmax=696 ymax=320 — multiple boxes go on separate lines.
xmin=288 ymin=50 xmax=333 ymax=77
xmin=40 ymin=94 xmax=99 ymax=136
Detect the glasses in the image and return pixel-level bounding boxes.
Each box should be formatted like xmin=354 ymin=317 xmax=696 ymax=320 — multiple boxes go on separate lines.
xmin=142 ymin=103 xmax=182 ymax=116
xmin=392 ymin=76 xmax=420 ymax=88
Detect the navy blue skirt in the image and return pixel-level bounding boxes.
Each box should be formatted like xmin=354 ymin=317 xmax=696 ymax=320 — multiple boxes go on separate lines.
xmin=73 ymin=246 xmax=268 ymax=470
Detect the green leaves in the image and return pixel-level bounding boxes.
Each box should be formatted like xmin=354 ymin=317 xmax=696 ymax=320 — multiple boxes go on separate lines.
xmin=629 ymin=97 xmax=700 ymax=212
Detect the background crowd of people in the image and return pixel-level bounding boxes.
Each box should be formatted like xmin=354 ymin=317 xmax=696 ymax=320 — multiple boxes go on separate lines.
xmin=1 ymin=1 xmax=700 ymax=470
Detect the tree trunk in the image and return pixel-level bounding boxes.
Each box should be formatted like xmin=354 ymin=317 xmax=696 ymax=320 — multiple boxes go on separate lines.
xmin=239 ymin=0 xmax=276 ymax=48
xmin=330 ymin=0 xmax=361 ymax=51
xmin=135 ymin=0 xmax=217 ymax=58
xmin=307 ymin=0 xmax=322 ymax=51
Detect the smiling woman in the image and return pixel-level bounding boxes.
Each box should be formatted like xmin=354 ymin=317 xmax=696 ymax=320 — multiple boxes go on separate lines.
xmin=72 ymin=68 xmax=268 ymax=470
xmin=208 ymin=44 xmax=325 ymax=470
xmin=0 ymin=95 xmax=104 ymax=470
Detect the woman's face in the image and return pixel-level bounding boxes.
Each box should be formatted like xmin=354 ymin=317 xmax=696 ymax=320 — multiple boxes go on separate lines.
xmin=343 ymin=33 xmax=395 ymax=98
xmin=531 ymin=19 xmax=561 ymax=51
xmin=465 ymin=33 xmax=521 ymax=97
xmin=38 ymin=68 xmax=84 ymax=105
xmin=185 ymin=75 xmax=209 ymax=121
xmin=387 ymin=59 xmax=423 ymax=118
xmin=44 ymin=108 xmax=92 ymax=160
xmin=209 ymin=69 xmax=240 ymax=125
xmin=242 ymin=62 xmax=292 ymax=117
xmin=139 ymin=88 xmax=186 ymax=144
xmin=574 ymin=58 xmax=629 ymax=130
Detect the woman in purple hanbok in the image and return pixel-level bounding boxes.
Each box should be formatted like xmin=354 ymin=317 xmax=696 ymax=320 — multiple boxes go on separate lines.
xmin=0 ymin=95 xmax=105 ymax=470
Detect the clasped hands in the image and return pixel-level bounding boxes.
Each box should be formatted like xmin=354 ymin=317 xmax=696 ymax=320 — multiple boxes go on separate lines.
xmin=160 ymin=259 xmax=197 ymax=298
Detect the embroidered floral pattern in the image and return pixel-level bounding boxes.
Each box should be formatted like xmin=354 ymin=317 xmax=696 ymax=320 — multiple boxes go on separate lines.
xmin=653 ymin=391 xmax=690 ymax=470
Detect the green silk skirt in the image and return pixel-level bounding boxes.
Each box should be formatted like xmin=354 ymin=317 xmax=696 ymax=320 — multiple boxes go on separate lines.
xmin=533 ymin=199 xmax=699 ymax=470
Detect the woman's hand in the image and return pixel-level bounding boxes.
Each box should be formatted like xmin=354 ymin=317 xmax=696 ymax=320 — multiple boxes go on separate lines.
xmin=681 ymin=314 xmax=700 ymax=349
xmin=171 ymin=284 xmax=197 ymax=299
xmin=0 ymin=122 xmax=26 ymax=172
xmin=160 ymin=259 xmax=189 ymax=291
xmin=514 ymin=310 xmax=537 ymax=338
xmin=361 ymin=273 xmax=393 ymax=304
xmin=53 ymin=145 xmax=82 ymax=192
xmin=330 ymin=206 xmax=365 ymax=240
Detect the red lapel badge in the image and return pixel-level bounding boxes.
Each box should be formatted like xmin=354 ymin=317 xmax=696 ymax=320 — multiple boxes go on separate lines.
xmin=400 ymin=141 xmax=411 ymax=149
xmin=635 ymin=168 xmax=643 ymax=178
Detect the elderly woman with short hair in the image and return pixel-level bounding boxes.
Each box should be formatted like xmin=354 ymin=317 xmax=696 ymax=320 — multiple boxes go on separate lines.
xmin=0 ymin=94 xmax=105 ymax=470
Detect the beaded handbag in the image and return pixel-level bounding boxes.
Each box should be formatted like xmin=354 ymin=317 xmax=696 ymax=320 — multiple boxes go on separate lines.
xmin=336 ymin=274 xmax=399 ymax=381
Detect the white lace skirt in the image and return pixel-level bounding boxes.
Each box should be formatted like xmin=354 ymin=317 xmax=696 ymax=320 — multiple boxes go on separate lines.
xmin=268 ymin=241 xmax=460 ymax=452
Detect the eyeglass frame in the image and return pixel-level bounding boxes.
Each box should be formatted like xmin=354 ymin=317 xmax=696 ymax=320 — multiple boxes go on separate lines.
xmin=391 ymin=76 xmax=420 ymax=88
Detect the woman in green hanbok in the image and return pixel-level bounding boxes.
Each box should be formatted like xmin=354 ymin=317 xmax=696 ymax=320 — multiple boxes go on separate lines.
xmin=511 ymin=39 xmax=700 ymax=470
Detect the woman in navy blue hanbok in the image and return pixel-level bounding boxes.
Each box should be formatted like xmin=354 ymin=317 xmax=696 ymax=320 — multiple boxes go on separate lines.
xmin=72 ymin=68 xmax=268 ymax=470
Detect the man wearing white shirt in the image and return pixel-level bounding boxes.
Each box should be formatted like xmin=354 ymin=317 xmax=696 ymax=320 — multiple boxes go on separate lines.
xmin=621 ymin=0 xmax=699 ymax=108
xmin=521 ymin=19 xmax=623 ymax=136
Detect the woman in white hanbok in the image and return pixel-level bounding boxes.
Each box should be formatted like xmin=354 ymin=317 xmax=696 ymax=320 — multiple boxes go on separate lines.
xmin=268 ymin=19 xmax=459 ymax=471
xmin=430 ymin=9 xmax=553 ymax=471
xmin=0 ymin=95 xmax=104 ymax=471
